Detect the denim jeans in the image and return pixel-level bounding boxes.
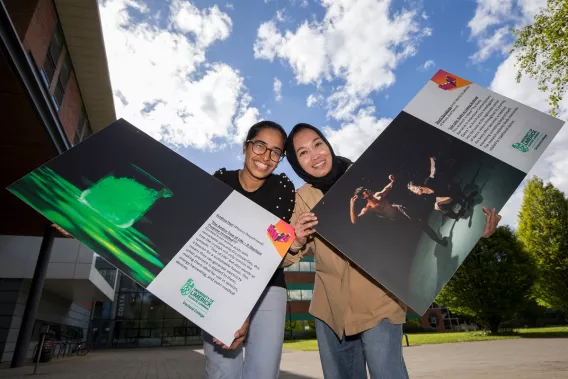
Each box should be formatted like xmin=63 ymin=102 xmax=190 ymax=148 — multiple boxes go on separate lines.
xmin=203 ymin=286 xmax=287 ymax=379
xmin=316 ymin=318 xmax=409 ymax=379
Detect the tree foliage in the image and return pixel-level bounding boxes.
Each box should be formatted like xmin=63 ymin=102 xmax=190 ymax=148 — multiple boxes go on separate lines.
xmin=511 ymin=0 xmax=568 ymax=117
xmin=436 ymin=226 xmax=535 ymax=333
xmin=517 ymin=177 xmax=568 ymax=313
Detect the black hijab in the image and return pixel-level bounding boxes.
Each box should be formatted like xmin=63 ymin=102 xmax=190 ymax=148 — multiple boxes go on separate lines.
xmin=285 ymin=123 xmax=352 ymax=194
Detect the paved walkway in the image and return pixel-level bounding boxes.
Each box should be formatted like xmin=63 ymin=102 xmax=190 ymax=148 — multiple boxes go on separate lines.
xmin=0 ymin=338 xmax=566 ymax=378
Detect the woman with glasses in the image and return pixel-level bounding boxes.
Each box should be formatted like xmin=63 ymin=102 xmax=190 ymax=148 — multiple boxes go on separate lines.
xmin=204 ymin=120 xmax=296 ymax=379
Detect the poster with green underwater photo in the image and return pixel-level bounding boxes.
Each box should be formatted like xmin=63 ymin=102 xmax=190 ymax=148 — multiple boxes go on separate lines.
xmin=7 ymin=118 xmax=233 ymax=287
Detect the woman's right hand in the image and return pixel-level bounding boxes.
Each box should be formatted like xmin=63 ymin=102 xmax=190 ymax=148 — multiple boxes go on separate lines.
xmin=293 ymin=212 xmax=318 ymax=247
xmin=52 ymin=224 xmax=72 ymax=238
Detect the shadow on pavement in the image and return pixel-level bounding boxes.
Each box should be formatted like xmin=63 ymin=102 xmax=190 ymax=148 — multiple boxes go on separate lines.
xmin=280 ymin=371 xmax=321 ymax=379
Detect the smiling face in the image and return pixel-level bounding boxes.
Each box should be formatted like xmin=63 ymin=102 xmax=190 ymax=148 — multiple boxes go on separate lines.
xmin=242 ymin=128 xmax=284 ymax=180
xmin=293 ymin=128 xmax=333 ymax=178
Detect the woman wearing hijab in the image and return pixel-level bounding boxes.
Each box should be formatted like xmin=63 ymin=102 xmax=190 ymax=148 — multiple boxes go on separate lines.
xmin=284 ymin=123 xmax=501 ymax=379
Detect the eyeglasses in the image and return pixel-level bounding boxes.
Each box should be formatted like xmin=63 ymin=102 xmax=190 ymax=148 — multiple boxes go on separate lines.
xmin=246 ymin=140 xmax=284 ymax=162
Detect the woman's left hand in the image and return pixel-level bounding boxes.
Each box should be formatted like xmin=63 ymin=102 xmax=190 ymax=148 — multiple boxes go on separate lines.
xmin=481 ymin=206 xmax=501 ymax=238
xmin=212 ymin=317 xmax=249 ymax=350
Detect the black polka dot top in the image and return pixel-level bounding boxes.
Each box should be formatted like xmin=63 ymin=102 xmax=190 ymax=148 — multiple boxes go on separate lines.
xmin=213 ymin=168 xmax=296 ymax=288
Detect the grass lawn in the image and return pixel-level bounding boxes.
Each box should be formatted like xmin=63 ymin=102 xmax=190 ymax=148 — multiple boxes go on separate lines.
xmin=282 ymin=326 xmax=568 ymax=351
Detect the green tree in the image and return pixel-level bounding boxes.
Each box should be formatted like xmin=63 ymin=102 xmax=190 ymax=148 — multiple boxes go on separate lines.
xmin=510 ymin=0 xmax=568 ymax=117
xmin=517 ymin=177 xmax=568 ymax=313
xmin=436 ymin=226 xmax=535 ymax=333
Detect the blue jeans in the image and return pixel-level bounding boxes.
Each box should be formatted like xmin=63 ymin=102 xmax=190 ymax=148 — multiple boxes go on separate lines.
xmin=203 ymin=286 xmax=287 ymax=379
xmin=316 ymin=318 xmax=409 ymax=379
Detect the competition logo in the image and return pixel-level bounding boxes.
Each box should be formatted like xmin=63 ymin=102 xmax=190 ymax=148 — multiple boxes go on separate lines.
xmin=512 ymin=129 xmax=547 ymax=153
xmin=267 ymin=220 xmax=296 ymax=258
xmin=180 ymin=278 xmax=214 ymax=318
xmin=431 ymin=70 xmax=472 ymax=91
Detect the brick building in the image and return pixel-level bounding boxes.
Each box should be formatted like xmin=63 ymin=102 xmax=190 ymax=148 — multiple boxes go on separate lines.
xmin=0 ymin=0 xmax=116 ymax=364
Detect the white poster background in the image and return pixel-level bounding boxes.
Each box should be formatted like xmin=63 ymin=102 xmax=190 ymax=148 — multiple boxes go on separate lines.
xmin=147 ymin=191 xmax=288 ymax=346
xmin=404 ymin=78 xmax=565 ymax=173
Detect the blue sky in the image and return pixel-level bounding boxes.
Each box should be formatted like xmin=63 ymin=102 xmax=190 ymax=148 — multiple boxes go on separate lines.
xmin=98 ymin=0 xmax=567 ymax=227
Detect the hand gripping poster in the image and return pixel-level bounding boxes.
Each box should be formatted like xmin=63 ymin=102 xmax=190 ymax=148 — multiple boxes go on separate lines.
xmin=312 ymin=69 xmax=565 ymax=315
xmin=6 ymin=119 xmax=295 ymax=346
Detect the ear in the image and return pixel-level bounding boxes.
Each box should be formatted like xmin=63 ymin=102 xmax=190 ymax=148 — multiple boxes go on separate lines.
xmin=242 ymin=142 xmax=246 ymax=154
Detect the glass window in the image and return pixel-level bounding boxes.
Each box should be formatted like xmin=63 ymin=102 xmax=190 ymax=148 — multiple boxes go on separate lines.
xmin=116 ymin=292 xmax=142 ymax=320
xmin=288 ymin=290 xmax=302 ymax=301
xmin=59 ymin=53 xmax=71 ymax=89
xmin=53 ymin=82 xmax=64 ymax=108
xmin=163 ymin=319 xmax=185 ymax=328
xmin=141 ymin=293 xmax=165 ymax=320
xmin=49 ymin=24 xmax=64 ymax=62
xmin=42 ymin=24 xmax=64 ymax=90
xmin=119 ymin=274 xmax=143 ymax=292
xmin=186 ymin=327 xmax=200 ymax=336
xmin=165 ymin=306 xmax=183 ymax=319
xmin=139 ymin=318 xmax=162 ymax=329
xmin=301 ymin=290 xmax=313 ymax=300
xmin=285 ymin=262 xmax=300 ymax=271
xmin=299 ymin=262 xmax=311 ymax=272
xmin=42 ymin=58 xmax=55 ymax=87
xmin=82 ymin=121 xmax=92 ymax=140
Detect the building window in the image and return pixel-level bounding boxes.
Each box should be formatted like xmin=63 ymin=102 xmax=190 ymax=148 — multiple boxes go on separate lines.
xmin=53 ymin=53 xmax=72 ymax=108
xmin=284 ymin=261 xmax=315 ymax=272
xmin=41 ymin=23 xmax=64 ymax=96
xmin=287 ymin=289 xmax=313 ymax=301
xmin=90 ymin=273 xmax=203 ymax=349
xmin=73 ymin=108 xmax=93 ymax=145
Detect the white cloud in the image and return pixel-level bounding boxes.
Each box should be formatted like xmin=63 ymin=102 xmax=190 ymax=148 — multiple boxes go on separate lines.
xmin=468 ymin=0 xmax=514 ymax=37
xmin=467 ymin=0 xmax=548 ymax=63
xmin=170 ymin=0 xmax=232 ymax=47
xmin=490 ymin=53 xmax=568 ymax=227
xmin=517 ymin=0 xmax=547 ymax=22
xmin=469 ymin=26 xmax=510 ymax=63
xmin=233 ymin=93 xmax=261 ymax=143
xmin=273 ymin=77 xmax=283 ymax=101
xmin=225 ymin=3 xmax=234 ymax=10
xmin=306 ymin=93 xmax=323 ymax=107
xmin=323 ymin=107 xmax=392 ymax=160
xmin=290 ymin=0 xmax=309 ymax=7
xmin=99 ymin=0 xmax=259 ymax=150
xmin=419 ymin=59 xmax=435 ymax=71
xmin=276 ymin=9 xmax=289 ymax=22
xmin=254 ymin=0 xmax=429 ymax=121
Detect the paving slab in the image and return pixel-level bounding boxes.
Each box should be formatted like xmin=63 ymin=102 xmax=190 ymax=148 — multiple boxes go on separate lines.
xmin=0 ymin=338 xmax=566 ymax=378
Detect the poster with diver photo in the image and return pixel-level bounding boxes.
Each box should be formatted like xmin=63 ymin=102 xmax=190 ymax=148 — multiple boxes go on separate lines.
xmin=312 ymin=69 xmax=565 ymax=315
xmin=6 ymin=118 xmax=295 ymax=346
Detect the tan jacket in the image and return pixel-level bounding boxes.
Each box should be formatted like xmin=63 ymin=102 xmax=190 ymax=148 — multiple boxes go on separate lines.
xmin=283 ymin=183 xmax=407 ymax=338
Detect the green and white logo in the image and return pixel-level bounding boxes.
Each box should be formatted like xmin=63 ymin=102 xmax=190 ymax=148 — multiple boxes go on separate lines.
xmin=180 ymin=278 xmax=215 ymax=318
xmin=512 ymin=129 xmax=546 ymax=153
xmin=180 ymin=279 xmax=195 ymax=296
xmin=512 ymin=142 xmax=529 ymax=153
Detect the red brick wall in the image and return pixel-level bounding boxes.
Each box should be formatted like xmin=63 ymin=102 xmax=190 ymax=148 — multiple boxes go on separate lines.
xmin=4 ymin=0 xmax=40 ymax=40
xmin=22 ymin=0 xmax=57 ymax=69
xmin=59 ymin=73 xmax=82 ymax=140
xmin=421 ymin=309 xmax=446 ymax=332
xmin=288 ymin=301 xmax=310 ymax=314
xmin=284 ymin=272 xmax=315 ymax=284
